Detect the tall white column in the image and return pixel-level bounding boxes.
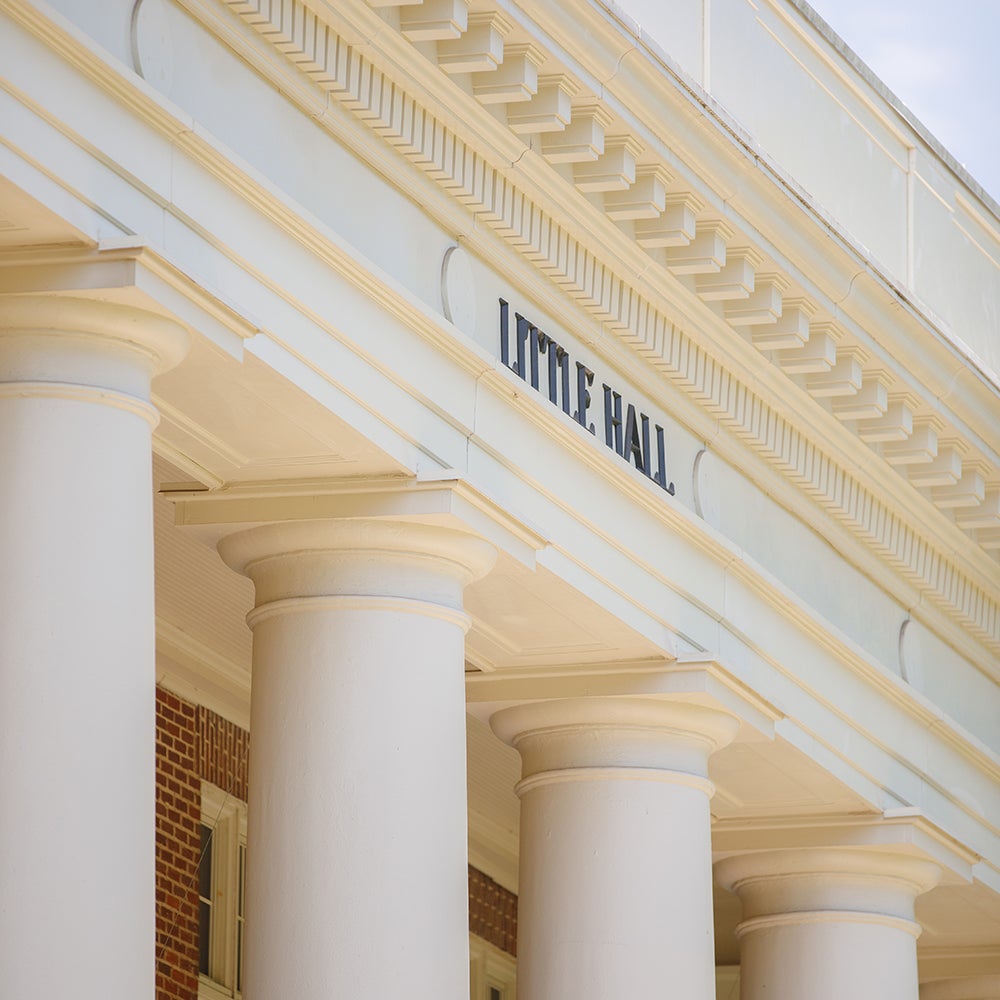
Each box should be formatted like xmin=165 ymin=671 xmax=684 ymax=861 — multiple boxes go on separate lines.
xmin=716 ymin=847 xmax=941 ymax=1000
xmin=218 ymin=518 xmax=495 ymax=1000
xmin=0 ymin=295 xmax=188 ymax=999
xmin=921 ymin=976 xmax=1000 ymax=1000
xmin=491 ymin=697 xmax=739 ymax=1000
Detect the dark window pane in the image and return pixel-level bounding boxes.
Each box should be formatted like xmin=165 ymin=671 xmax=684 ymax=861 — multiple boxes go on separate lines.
xmin=198 ymin=824 xmax=213 ymax=900
xmin=198 ymin=899 xmax=211 ymax=975
xmin=237 ymin=841 xmax=247 ymax=992
xmin=237 ymin=921 xmax=244 ymax=992
xmin=238 ymin=843 xmax=246 ymax=914
xmin=490 ymin=988 xmax=502 ymax=1000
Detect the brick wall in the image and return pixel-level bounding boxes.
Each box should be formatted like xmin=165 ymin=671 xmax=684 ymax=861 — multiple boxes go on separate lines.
xmin=196 ymin=704 xmax=250 ymax=805
xmin=154 ymin=686 xmax=517 ymax=1000
xmin=469 ymin=866 xmax=518 ymax=957
xmin=155 ymin=688 xmax=201 ymax=1000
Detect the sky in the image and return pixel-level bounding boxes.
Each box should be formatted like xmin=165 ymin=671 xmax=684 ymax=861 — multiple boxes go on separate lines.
xmin=805 ymin=0 xmax=1000 ymax=202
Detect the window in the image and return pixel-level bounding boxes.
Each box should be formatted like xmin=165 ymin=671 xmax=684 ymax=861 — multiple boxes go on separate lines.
xmin=198 ymin=783 xmax=247 ymax=1000
xmin=469 ymin=935 xmax=516 ymax=1000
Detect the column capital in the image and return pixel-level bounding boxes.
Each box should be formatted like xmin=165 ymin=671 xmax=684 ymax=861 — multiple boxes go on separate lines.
xmin=712 ymin=810 xmax=977 ymax=882
xmin=715 ymin=846 xmax=941 ymax=931
xmin=717 ymin=846 xmax=942 ymax=999
xmin=0 ymin=293 xmax=189 ymax=378
xmin=492 ymin=695 xmax=739 ymax=792
xmin=169 ymin=475 xmax=546 ymax=567
xmin=0 ymin=294 xmax=188 ymax=426
xmin=218 ymin=517 xmax=497 ymax=618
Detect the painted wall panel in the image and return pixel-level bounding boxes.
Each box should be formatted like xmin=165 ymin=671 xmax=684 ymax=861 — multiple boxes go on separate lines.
xmin=913 ymin=157 xmax=1000 ymax=375
xmin=44 ymin=0 xmax=134 ymax=66
xmin=605 ymin=0 xmax=705 ymax=85
xmin=709 ymin=0 xmax=907 ymax=276
xmin=142 ymin=0 xmax=458 ymax=331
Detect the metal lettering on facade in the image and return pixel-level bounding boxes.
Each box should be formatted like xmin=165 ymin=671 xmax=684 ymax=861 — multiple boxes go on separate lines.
xmin=499 ymin=299 xmax=675 ymax=495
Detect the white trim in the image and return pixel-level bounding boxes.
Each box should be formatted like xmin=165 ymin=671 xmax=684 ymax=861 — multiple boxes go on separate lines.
xmin=199 ymin=783 xmax=247 ymax=1000
xmin=469 ymin=934 xmax=517 ymax=1000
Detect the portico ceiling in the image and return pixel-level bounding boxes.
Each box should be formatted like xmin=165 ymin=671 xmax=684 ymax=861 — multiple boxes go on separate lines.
xmin=0 ymin=174 xmax=89 ymax=249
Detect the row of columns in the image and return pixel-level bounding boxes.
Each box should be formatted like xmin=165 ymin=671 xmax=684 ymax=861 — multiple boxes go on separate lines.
xmin=0 ymin=297 xmax=994 ymax=1000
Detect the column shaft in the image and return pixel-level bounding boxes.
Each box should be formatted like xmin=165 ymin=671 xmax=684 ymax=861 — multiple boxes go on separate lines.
xmin=492 ymin=697 xmax=738 ymax=1000
xmin=0 ymin=296 xmax=187 ymax=999
xmin=219 ymin=519 xmax=495 ymax=1000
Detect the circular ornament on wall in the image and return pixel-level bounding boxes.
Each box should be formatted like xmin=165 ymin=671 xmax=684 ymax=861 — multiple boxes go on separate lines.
xmin=441 ymin=245 xmax=476 ymax=336
xmin=692 ymin=447 xmax=721 ymax=529
xmin=897 ymin=617 xmax=924 ymax=688
xmin=130 ymin=0 xmax=175 ymax=92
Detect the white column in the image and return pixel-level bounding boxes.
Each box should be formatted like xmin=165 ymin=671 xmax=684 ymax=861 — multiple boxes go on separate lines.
xmin=218 ymin=518 xmax=495 ymax=1000
xmin=491 ymin=697 xmax=739 ymax=1000
xmin=921 ymin=976 xmax=1000 ymax=999
xmin=0 ymin=295 xmax=188 ymax=999
xmin=715 ymin=847 xmax=941 ymax=1000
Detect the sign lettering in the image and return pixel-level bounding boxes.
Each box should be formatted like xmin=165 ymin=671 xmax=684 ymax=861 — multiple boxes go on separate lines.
xmin=500 ymin=298 xmax=674 ymax=494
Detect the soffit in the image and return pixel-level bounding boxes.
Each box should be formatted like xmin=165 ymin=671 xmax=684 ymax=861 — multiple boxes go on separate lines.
xmin=153 ymin=339 xmax=402 ymax=488
xmin=149 ymin=344 xmax=674 ymax=709
xmin=0 ymin=174 xmax=90 ymax=249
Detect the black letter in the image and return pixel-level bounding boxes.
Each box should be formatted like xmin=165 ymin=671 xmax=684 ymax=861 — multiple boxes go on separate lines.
xmin=529 ymin=325 xmax=545 ymax=390
xmin=623 ymin=404 xmax=644 ymax=470
xmin=653 ymin=424 xmax=675 ymax=495
xmin=559 ymin=347 xmax=572 ymax=414
xmin=514 ymin=313 xmax=531 ymax=381
xmin=575 ymin=363 xmax=595 ymax=433
xmin=603 ymin=385 xmax=623 ymax=454
xmin=546 ymin=337 xmax=564 ymax=406
xmin=499 ymin=299 xmax=512 ymax=370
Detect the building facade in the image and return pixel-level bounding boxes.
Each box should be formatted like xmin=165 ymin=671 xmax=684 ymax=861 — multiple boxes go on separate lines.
xmin=0 ymin=0 xmax=998 ymax=998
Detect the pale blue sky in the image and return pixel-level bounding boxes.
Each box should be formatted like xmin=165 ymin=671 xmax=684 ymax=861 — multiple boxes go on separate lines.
xmin=806 ymin=0 xmax=1000 ymax=202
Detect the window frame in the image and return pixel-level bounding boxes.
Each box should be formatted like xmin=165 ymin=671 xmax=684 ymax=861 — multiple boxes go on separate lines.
xmin=198 ymin=782 xmax=247 ymax=1000
xmin=469 ymin=934 xmax=516 ymax=1000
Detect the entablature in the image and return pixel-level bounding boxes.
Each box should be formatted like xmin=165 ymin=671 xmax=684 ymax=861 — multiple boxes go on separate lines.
xmin=150 ymin=0 xmax=1000 ymax=658
xmin=3 ymin=0 xmax=997 ymax=672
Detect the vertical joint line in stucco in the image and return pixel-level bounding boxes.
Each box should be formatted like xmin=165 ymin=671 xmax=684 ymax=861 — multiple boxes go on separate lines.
xmin=703 ymin=0 xmax=712 ymax=91
xmin=906 ymin=146 xmax=916 ymax=288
